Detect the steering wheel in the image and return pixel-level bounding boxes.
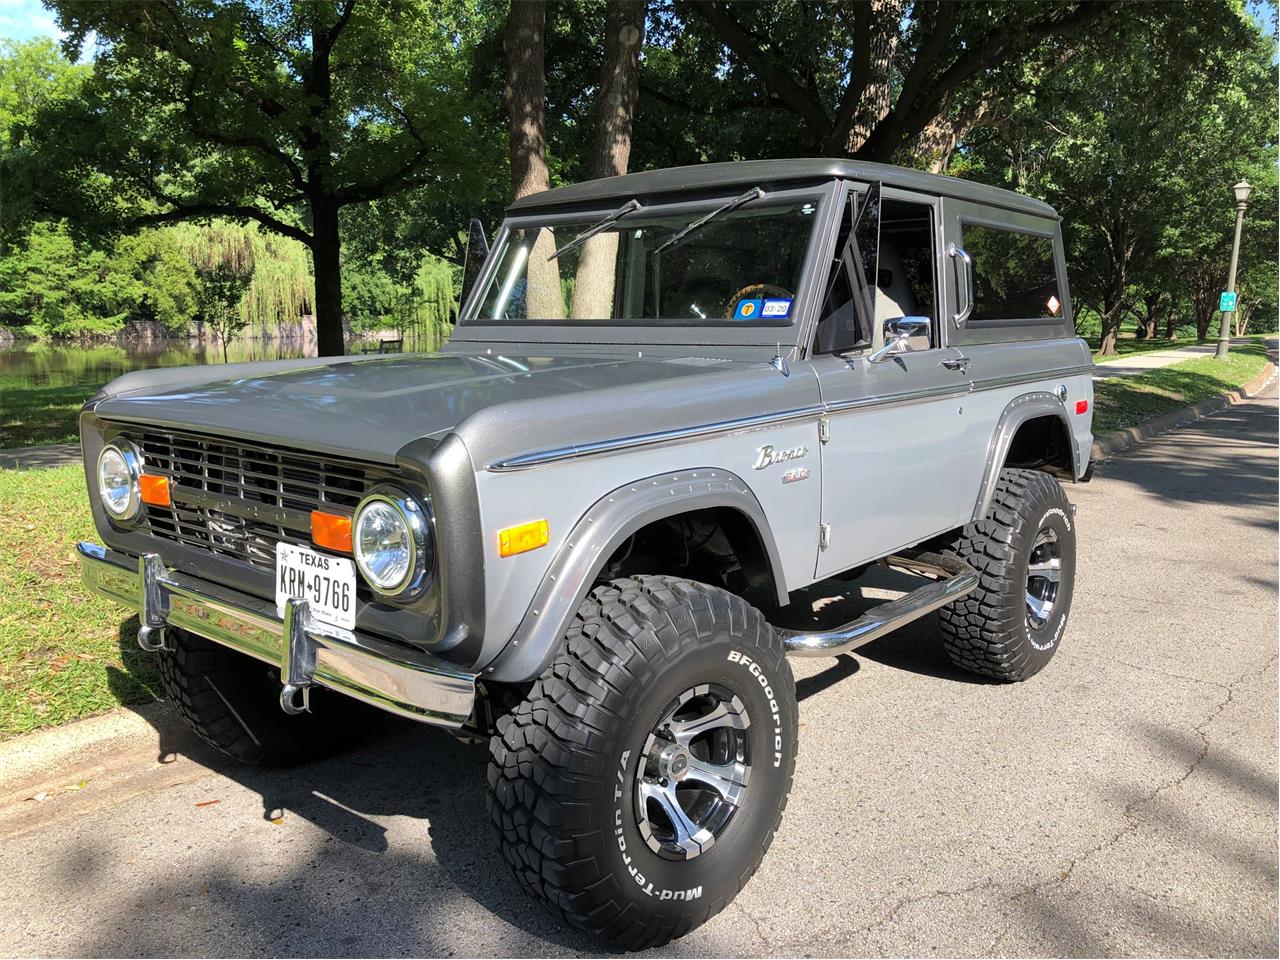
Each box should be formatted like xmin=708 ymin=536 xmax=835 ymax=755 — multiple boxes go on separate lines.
xmin=725 ymin=283 xmax=795 ymax=319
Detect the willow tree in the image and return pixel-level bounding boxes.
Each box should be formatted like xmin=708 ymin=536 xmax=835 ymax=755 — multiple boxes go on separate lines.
xmin=169 ymin=221 xmax=314 ymax=339
xmin=22 ymin=0 xmax=484 ymax=356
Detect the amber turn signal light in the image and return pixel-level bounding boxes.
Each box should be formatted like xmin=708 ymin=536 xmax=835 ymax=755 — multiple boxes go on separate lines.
xmin=498 ymin=519 xmax=549 ymax=558
xmin=311 ymin=510 xmax=353 ymax=553
xmin=138 ymin=474 xmax=171 ymax=507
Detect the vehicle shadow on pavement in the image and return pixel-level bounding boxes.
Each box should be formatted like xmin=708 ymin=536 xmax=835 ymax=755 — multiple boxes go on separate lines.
xmin=91 ymin=669 xmax=717 ymax=956
xmin=1090 ymin=397 xmax=1278 ymax=515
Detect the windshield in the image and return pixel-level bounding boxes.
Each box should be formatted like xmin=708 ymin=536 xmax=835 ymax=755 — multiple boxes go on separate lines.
xmin=471 ymin=200 xmax=818 ymax=325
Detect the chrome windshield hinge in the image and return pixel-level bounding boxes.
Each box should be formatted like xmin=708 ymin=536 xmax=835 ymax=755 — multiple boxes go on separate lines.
xmin=818 ymin=523 xmax=831 ymax=550
xmin=818 ymin=416 xmax=831 ymax=444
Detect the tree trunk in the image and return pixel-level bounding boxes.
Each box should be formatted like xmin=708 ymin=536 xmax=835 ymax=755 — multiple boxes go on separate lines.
xmin=1097 ymin=268 xmax=1126 ymax=356
xmin=845 ymin=0 xmax=903 ymax=154
xmin=312 ymin=197 xmax=345 ymax=357
xmin=1164 ymin=307 xmax=1179 ymax=340
xmin=571 ymin=0 xmax=646 ymax=320
xmin=504 ymin=0 xmax=563 ymax=319
xmin=917 ymin=98 xmax=991 ymax=174
xmin=1235 ymin=300 xmax=1255 ymax=337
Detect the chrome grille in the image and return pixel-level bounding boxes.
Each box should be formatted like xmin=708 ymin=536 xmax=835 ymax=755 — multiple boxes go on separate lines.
xmin=134 ymin=430 xmax=379 ymax=572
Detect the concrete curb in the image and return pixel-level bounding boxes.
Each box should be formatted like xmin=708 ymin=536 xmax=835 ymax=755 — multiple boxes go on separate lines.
xmin=1090 ymin=361 xmax=1277 ymax=462
xmin=0 ymin=701 xmax=217 ymax=841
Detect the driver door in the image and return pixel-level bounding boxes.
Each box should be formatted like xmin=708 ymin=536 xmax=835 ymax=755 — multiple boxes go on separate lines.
xmin=811 ymin=185 xmax=975 ymax=580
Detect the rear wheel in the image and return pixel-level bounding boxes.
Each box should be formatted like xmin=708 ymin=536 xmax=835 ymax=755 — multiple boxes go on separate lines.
xmin=938 ymin=468 xmax=1077 ymax=681
xmin=157 ymin=627 xmax=380 ymax=766
xmin=487 ymin=575 xmax=798 ymax=950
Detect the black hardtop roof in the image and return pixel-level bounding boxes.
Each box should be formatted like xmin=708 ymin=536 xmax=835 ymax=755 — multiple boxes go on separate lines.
xmin=507 ymin=158 xmax=1058 ymax=220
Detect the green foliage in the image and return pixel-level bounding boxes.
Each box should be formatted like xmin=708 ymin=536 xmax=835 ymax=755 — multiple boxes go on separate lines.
xmin=343 ymin=251 xmax=455 ymax=348
xmin=0 ymin=221 xmax=199 ymax=337
xmin=0 ymin=37 xmax=87 ymax=151
xmin=194 ymin=262 xmax=255 ymax=363
xmin=169 ymin=220 xmax=313 ymax=335
xmin=959 ymin=3 xmax=1274 ymax=352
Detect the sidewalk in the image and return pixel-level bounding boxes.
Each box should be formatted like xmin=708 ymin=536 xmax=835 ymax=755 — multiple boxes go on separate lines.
xmin=1093 ymin=336 xmax=1274 ymax=379
xmin=0 ymin=443 xmax=80 ymax=471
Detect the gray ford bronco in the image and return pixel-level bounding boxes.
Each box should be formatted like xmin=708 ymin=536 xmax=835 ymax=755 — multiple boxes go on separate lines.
xmin=78 ymin=159 xmax=1093 ymax=949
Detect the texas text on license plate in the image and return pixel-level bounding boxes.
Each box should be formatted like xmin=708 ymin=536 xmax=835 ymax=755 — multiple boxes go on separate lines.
xmin=275 ymin=542 xmax=356 ymax=632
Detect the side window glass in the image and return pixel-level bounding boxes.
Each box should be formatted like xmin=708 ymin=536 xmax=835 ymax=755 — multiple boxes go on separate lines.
xmin=876 ymin=198 xmax=937 ymax=330
xmin=961 ymin=224 xmax=1064 ymax=322
xmin=816 ymin=183 xmax=879 ymax=354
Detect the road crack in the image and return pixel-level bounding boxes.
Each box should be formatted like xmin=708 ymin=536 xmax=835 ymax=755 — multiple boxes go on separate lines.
xmin=983 ymin=650 xmax=1278 ymax=954
xmin=822 ymin=652 xmax=1276 ymax=956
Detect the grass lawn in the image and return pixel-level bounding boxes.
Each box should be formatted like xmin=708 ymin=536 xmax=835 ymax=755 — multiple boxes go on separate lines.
xmin=0 ymin=381 xmax=103 ymax=448
xmin=0 ymin=464 xmax=159 ymax=740
xmin=1092 ymin=340 xmax=1273 ymax=434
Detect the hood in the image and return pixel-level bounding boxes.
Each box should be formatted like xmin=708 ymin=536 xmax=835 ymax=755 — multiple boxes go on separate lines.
xmin=90 ymin=350 xmax=758 ymax=463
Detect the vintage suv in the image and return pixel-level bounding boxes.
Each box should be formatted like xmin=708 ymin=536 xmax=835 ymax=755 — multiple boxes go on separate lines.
xmin=78 ymin=159 xmax=1093 ymax=949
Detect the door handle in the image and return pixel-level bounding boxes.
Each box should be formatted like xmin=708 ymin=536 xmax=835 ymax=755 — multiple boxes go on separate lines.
xmin=940 ymin=354 xmax=971 ymax=373
xmin=948 ymin=243 xmax=974 ymax=328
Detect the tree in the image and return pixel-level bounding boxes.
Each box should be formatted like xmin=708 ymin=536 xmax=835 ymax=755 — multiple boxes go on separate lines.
xmin=14 ymin=0 xmax=487 ymax=356
xmin=954 ymin=2 xmax=1266 ymax=353
xmin=660 ymin=1 xmax=1146 ymax=163
xmin=196 ymin=262 xmax=255 ymax=363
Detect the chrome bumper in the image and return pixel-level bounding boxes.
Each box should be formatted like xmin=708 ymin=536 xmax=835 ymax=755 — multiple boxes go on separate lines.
xmin=77 ymin=541 xmax=476 ymax=728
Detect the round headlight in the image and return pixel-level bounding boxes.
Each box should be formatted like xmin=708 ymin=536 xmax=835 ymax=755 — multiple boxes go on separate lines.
xmin=352 ymin=489 xmax=431 ymax=598
xmin=97 ymin=442 xmax=141 ymax=521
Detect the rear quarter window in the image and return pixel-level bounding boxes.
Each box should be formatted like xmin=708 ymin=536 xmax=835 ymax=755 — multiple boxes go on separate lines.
xmin=963 ymin=223 xmax=1064 ymax=322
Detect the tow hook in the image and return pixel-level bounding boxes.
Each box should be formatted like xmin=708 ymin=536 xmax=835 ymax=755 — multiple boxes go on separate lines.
xmin=137 ymin=624 xmax=168 ymax=653
xmin=135 ymin=553 xmax=172 ymax=652
xmin=279 ymin=597 xmax=316 ymax=715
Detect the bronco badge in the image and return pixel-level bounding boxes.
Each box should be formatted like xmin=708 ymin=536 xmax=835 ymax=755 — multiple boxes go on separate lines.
xmin=754 ymin=444 xmax=808 ymax=470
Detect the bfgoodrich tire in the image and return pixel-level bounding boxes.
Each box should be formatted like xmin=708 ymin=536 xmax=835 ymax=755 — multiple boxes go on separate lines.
xmin=157 ymin=627 xmax=381 ymax=766
xmin=938 ymin=468 xmax=1077 ymax=682
xmin=487 ymin=575 xmax=798 ymax=950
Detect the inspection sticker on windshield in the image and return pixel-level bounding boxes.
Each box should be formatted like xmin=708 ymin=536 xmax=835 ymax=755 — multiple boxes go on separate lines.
xmin=276 ymin=542 xmax=356 ymax=631
xmin=762 ymin=298 xmax=792 ymax=318
xmin=734 ymin=298 xmax=763 ymax=319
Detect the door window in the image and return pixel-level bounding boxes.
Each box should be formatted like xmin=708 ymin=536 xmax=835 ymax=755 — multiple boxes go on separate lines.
xmin=815 ymin=189 xmax=937 ymax=353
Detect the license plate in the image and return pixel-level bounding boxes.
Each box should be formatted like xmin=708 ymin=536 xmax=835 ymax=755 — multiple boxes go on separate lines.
xmin=275 ymin=543 xmax=356 ymax=632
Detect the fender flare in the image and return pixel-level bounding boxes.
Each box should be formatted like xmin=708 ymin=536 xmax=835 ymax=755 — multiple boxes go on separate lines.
xmin=971 ymin=392 xmax=1077 ymax=523
xmin=481 ymin=468 xmax=788 ymax=683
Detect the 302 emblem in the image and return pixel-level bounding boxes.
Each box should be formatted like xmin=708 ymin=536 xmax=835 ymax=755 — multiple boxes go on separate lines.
xmin=753 ymin=444 xmax=807 ymax=470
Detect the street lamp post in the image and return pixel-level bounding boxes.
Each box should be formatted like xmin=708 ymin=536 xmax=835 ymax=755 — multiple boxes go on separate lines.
xmin=1215 ymin=178 xmax=1253 ymax=360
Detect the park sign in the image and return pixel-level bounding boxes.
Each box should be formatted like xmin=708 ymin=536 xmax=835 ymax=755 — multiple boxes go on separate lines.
xmin=1220 ymin=291 xmax=1238 ymax=312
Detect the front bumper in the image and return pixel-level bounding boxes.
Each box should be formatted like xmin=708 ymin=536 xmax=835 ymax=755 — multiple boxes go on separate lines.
xmin=78 ymin=542 xmax=476 ymax=728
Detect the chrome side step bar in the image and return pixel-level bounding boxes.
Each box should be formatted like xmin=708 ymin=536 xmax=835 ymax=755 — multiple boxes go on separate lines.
xmin=781 ymin=552 xmax=978 ymax=658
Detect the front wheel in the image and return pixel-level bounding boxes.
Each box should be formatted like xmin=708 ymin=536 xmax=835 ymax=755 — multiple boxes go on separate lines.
xmin=938 ymin=468 xmax=1077 ymax=681
xmin=487 ymin=576 xmax=798 ymax=950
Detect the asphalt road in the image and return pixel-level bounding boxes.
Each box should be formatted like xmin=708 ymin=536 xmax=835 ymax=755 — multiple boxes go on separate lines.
xmin=2 ymin=387 xmax=1276 ymax=958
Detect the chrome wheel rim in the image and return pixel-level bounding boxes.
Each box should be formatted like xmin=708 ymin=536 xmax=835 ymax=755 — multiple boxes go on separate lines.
xmin=1026 ymin=527 xmax=1063 ymax=629
xmin=635 ymin=683 xmax=751 ymax=861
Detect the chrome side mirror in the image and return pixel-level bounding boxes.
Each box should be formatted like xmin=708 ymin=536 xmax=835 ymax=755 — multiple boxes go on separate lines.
xmin=868 ymin=316 xmax=931 ymax=363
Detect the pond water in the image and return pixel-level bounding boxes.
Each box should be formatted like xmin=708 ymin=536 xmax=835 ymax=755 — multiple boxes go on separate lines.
xmin=0 ymin=333 xmax=444 ymax=390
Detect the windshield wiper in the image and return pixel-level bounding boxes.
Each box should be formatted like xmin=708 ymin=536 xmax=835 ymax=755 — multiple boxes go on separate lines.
xmin=654 ymin=186 xmax=765 ymax=256
xmin=547 ymin=198 xmax=642 ymax=261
